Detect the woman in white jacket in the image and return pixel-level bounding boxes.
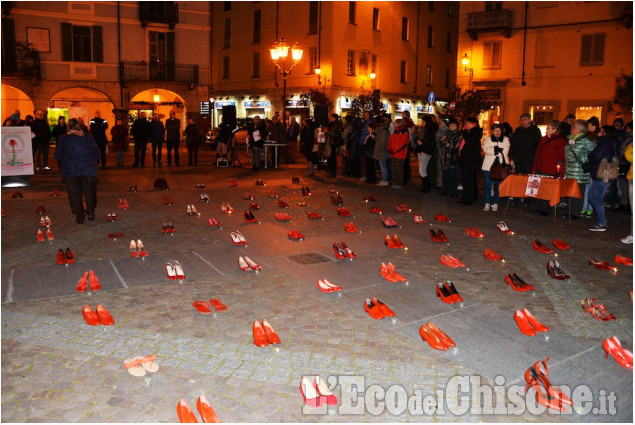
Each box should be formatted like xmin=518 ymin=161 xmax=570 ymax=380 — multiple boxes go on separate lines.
xmin=481 ymin=123 xmax=510 ymax=211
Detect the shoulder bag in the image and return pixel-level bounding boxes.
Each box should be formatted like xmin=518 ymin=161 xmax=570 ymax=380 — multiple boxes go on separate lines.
xmin=489 ymin=156 xmax=512 ymax=181
xmin=596 ymin=141 xmax=620 ymax=182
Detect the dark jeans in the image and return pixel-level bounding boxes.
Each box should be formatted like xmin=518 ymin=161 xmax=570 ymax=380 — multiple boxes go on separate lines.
xmin=187 ymin=142 xmax=198 ymax=165
xmin=569 ymin=182 xmax=587 ymax=218
xmin=64 ymin=175 xmax=98 ymax=219
xmin=365 ymin=156 xmax=377 ymax=183
xmin=151 ymin=139 xmax=163 ymax=165
xmin=166 ymin=139 xmax=180 ymax=166
xmin=133 ymin=141 xmax=147 ymax=167
xmin=441 ymin=165 xmax=459 ymax=197
xmin=35 ymin=143 xmax=50 ymax=168
xmin=589 ymin=180 xmax=612 ymax=226
xmin=327 ymin=146 xmax=337 ymax=177
xmin=459 ymin=162 xmax=478 ymax=203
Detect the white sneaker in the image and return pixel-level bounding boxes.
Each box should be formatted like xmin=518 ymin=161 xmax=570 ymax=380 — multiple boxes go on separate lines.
xmin=360 ymin=177 xmax=367 ymax=182
xmin=457 ymin=184 xmax=463 ymax=191
xmin=491 ymin=204 xmax=498 ymax=212
xmin=483 ymin=203 xmax=491 ymax=212
xmin=621 ymin=235 xmax=633 ymax=244
xmin=377 ymin=181 xmax=389 ymax=186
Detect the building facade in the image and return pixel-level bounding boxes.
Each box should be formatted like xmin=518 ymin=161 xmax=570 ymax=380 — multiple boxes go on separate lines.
xmin=2 ymin=1 xmax=212 ymax=132
xmin=456 ymin=1 xmax=633 ymax=133
xmin=209 ymin=1 xmax=459 ymax=125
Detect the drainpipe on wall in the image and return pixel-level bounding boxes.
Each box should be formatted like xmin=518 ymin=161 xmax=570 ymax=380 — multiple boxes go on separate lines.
xmin=209 ymin=1 xmax=214 ymax=127
xmin=117 ymin=2 xmax=123 ymax=110
xmin=413 ymin=2 xmax=420 ymax=95
xmin=521 ymin=1 xmax=528 ymax=86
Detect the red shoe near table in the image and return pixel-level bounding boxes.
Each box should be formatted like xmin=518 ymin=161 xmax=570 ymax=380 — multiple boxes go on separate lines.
xmin=532 ymin=240 xmax=553 ymax=254
xmin=614 ymin=255 xmax=633 ymax=266
xmin=497 ymin=221 xmax=514 ymax=234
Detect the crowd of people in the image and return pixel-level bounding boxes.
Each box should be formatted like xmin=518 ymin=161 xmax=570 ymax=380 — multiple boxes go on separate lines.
xmin=3 ymin=108 xmax=633 ymax=243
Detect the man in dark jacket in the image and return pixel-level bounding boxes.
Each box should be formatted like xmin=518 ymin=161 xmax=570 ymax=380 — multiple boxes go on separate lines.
xmin=165 ymin=111 xmax=181 ymax=166
xmin=510 ymin=113 xmax=542 ymax=175
xmin=31 ymin=110 xmax=52 ymax=170
xmin=149 ymin=114 xmax=165 ymax=167
xmin=248 ymin=115 xmax=267 ymax=170
xmin=89 ymin=110 xmax=109 ymax=168
xmin=286 ymin=116 xmax=300 ymax=163
xmin=458 ymin=116 xmax=483 ymax=205
xmin=130 ymin=112 xmax=151 ymax=168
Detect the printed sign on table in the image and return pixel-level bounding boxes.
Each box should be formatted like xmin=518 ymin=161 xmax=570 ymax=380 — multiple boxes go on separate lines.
xmin=1 ymin=126 xmax=34 ymax=176
xmin=525 ymin=175 xmax=542 ymax=197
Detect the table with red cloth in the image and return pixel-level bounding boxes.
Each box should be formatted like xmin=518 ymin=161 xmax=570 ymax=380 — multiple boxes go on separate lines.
xmin=499 ymin=175 xmax=582 ymax=222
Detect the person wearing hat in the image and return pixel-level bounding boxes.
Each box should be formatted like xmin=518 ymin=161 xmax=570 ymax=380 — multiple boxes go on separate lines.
xmin=54 ymin=118 xmax=101 ymax=223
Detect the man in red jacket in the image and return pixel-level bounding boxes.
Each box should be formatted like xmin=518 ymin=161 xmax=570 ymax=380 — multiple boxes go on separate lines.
xmin=531 ymin=119 xmax=566 ymax=215
xmin=387 ymin=119 xmax=410 ymax=189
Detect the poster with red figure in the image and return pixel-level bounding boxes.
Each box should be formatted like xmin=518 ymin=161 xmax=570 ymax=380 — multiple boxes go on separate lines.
xmin=1 ymin=127 xmax=34 ymax=176
xmin=525 ymin=175 xmax=542 ymax=197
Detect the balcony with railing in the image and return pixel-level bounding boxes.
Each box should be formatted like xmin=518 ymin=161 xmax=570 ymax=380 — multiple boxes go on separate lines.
xmin=466 ymin=9 xmax=513 ymax=40
xmin=138 ymin=2 xmax=179 ymax=29
xmin=120 ymin=61 xmax=198 ymax=84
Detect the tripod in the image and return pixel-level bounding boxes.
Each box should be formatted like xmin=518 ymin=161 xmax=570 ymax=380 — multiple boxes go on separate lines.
xmin=228 ymin=136 xmax=242 ymax=168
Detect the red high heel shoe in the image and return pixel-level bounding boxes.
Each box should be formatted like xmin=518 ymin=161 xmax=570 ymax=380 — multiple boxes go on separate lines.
xmin=65 ymin=248 xmax=75 ymax=264
xmin=82 ymin=305 xmax=101 ymax=326
xmin=436 ymin=282 xmax=456 ymax=304
xmin=76 ymin=271 xmax=89 ymax=292
xmin=440 ymin=255 xmax=464 ymax=268
xmin=437 ymin=230 xmax=449 ymax=243
xmin=552 ymin=238 xmax=570 ymax=250
xmin=340 ymin=242 xmax=356 ymax=258
xmin=196 ymin=394 xmax=221 ymax=423
xmin=96 ymin=304 xmax=114 ymax=325
xmin=244 ymin=256 xmax=261 ymax=271
xmin=333 ymin=243 xmax=347 ymax=259
xmin=603 ymin=336 xmax=633 ymax=369
xmin=299 ymin=376 xmax=324 ymax=408
xmin=391 ymin=234 xmax=405 ymax=248
xmin=483 ymin=248 xmax=504 ymax=261
xmin=419 ymin=323 xmax=449 ymax=350
xmin=523 ymin=308 xmax=549 ymax=332
xmin=238 ymin=256 xmax=250 ymax=271
xmin=444 ymin=281 xmax=463 ymax=302
xmin=261 ymin=319 xmax=281 ymax=344
xmin=177 ymin=398 xmax=199 ymax=423
xmin=581 ymin=298 xmax=616 ymax=321
xmin=364 ymin=298 xmax=385 ymax=319
xmin=317 ymin=279 xmax=341 ymax=293
xmin=532 ymin=240 xmax=553 ymax=254
xmin=525 ymin=367 xmax=569 ymax=413
xmin=384 ymin=235 xmax=397 ymax=249
xmin=614 ymin=255 xmax=633 ymax=266
xmin=314 ymin=375 xmax=338 ymax=405
xmin=165 ymin=262 xmax=177 ymax=280
xmin=429 ymin=230 xmax=442 ymax=242
xmin=370 ymin=207 xmax=383 ymax=214
xmin=413 ymin=215 xmax=426 ymax=223
xmin=379 ymin=263 xmax=399 ymax=283
xmin=426 ymin=322 xmax=455 ymax=348
xmin=513 ymin=310 xmax=536 ymax=336
xmin=46 ymin=228 xmax=54 ymax=241
xmin=434 ymin=213 xmax=450 ymax=222
xmin=252 ymin=320 xmax=269 ymax=347
xmin=130 ymin=240 xmax=139 ymax=257
xmin=56 ymin=248 xmax=66 ymax=264
xmin=89 ymin=270 xmax=101 ymax=291
xmin=37 ymin=229 xmax=45 ymax=242
xmin=589 ymin=259 xmax=618 ymax=272
xmin=504 ymin=273 xmax=535 ymax=291
xmin=533 ymin=358 xmax=574 ymax=406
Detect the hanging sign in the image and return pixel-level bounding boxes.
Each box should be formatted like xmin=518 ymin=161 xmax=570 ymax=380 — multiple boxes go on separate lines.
xmin=427 ymin=91 xmax=436 ymax=103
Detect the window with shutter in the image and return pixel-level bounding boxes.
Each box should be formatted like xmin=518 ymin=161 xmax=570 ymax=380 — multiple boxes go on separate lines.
xmin=2 ymin=18 xmax=17 ymax=73
xmin=166 ymin=32 xmax=175 ymax=64
xmin=309 ymin=2 xmax=318 ymax=35
xmin=222 ymin=56 xmax=229 ymax=79
xmin=253 ymin=10 xmax=261 ymax=44
xmin=224 ymin=18 xmax=230 ymax=49
xmin=252 ymin=52 xmax=260 ymax=78
xmin=400 ymin=60 xmax=407 ymax=83
xmin=402 ymin=18 xmax=409 ymax=41
xmin=92 ymin=26 xmax=103 ymax=62
xmin=346 ymin=50 xmax=355 ymax=75
xmin=580 ymin=33 xmax=605 ymax=66
xmin=348 ymin=1 xmax=356 ymax=24
xmin=61 ymin=22 xmax=73 ymax=61
xmin=483 ymin=41 xmax=502 ymax=69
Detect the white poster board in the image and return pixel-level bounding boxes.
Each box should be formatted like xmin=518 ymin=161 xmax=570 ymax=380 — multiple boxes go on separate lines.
xmin=1 ymin=127 xmax=34 ymax=176
xmin=525 ymin=175 xmax=542 ymax=197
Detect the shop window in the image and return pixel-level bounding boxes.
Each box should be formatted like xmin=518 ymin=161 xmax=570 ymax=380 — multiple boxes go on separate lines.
xmin=483 ymin=41 xmax=502 ymax=69
xmin=253 ymin=10 xmax=261 ymax=44
xmin=372 ymin=8 xmax=380 ymax=30
xmin=252 ymin=52 xmax=260 ymax=78
xmin=61 ymin=23 xmax=103 ymax=63
xmin=580 ymin=33 xmax=605 ymax=66
xmin=427 ymin=26 xmax=434 ymax=48
xmin=426 ymin=65 xmax=432 ymax=86
xmin=402 ymin=18 xmax=409 ymax=41
xmin=400 ymin=60 xmax=407 ymax=84
xmin=445 ymin=69 xmax=450 ymax=89
xmin=348 ymin=1 xmax=356 ymax=24
xmin=309 ymin=2 xmax=318 ymax=35
xmin=530 ymin=105 xmax=556 ymax=135
xmin=575 ymin=106 xmax=603 ymax=122
xmin=308 ymin=47 xmax=318 ymax=73
xmin=446 ymin=32 xmax=452 ymax=53
xmin=223 ymin=18 xmax=230 ymax=49
xmin=222 ymin=56 xmax=229 ymax=79
xmin=347 ymin=50 xmax=355 ymax=75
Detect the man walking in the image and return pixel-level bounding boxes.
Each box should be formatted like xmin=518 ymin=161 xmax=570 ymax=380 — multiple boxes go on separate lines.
xmin=89 ymin=110 xmax=109 ymax=168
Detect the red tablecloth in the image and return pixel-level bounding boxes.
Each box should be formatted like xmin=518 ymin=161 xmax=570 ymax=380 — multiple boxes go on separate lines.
xmin=499 ymin=175 xmax=582 ymax=207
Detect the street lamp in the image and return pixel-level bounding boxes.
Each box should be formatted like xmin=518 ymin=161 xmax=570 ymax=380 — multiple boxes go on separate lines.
xmin=270 ymin=38 xmax=303 ymax=122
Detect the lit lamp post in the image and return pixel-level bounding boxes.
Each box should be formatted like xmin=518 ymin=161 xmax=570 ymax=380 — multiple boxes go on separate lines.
xmin=270 ymin=39 xmax=303 ymax=123
xmin=461 ymin=53 xmax=473 ymax=88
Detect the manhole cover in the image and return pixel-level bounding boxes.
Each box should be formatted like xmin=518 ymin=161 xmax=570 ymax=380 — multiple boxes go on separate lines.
xmin=287 ymin=252 xmax=332 ymax=265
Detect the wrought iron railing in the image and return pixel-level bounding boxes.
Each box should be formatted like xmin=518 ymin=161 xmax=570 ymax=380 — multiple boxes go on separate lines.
xmin=1 ymin=57 xmax=40 ymax=80
xmin=119 ymin=61 xmax=198 ymax=84
xmin=467 ymin=9 xmax=513 ymax=31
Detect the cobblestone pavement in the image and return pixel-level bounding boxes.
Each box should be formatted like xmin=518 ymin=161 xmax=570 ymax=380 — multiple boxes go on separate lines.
xmin=2 ymin=149 xmax=633 ymax=422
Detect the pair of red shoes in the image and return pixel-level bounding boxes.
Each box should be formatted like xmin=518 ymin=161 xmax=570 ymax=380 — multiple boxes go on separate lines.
xmin=505 ymin=273 xmax=535 ymax=291
xmin=208 ymin=218 xmax=222 ymax=228
xmin=195 ymin=183 xmax=206 ymax=189
xmin=248 ymin=202 xmax=259 ymax=209
xmin=106 ymin=212 xmax=119 ymax=221
xmin=129 ymin=185 xmax=138 ymax=192
xmin=384 ymin=234 xmax=405 ymax=249
xmin=465 ymin=227 xmax=485 ymax=238
xmin=39 ymin=215 xmax=52 ymax=226
xmin=238 ymin=256 xmax=262 ymax=272
xmin=589 ymin=259 xmax=618 ymax=272
xmin=108 ymin=232 xmax=124 ymax=239
xmin=413 ymin=215 xmax=426 ymax=223
xmin=220 ymin=203 xmax=234 ymax=214
xmin=177 ymin=395 xmax=220 ymax=423
xmin=344 ymin=222 xmax=359 ymax=233
xmin=525 ymin=357 xmax=573 ymax=412
xmin=436 ymin=281 xmax=463 ymax=303
xmin=379 ymin=262 xmax=406 ymax=282
xmin=230 ymin=231 xmax=247 ymax=246
xmin=497 ymin=220 xmax=514 ymax=234
xmin=165 ymin=261 xmax=185 ymax=280
xmin=440 ymin=254 xmax=464 ymax=268
xmin=229 ymin=177 xmax=239 ymax=187
xmin=274 ymin=212 xmax=293 ymax=221
xmin=333 ymin=242 xmax=356 ymax=259
xmin=253 ymin=319 xmax=280 ymax=347
xmin=614 ymin=254 xmax=633 ymax=266
xmin=162 ymin=222 xmax=176 ymax=233
xmin=243 ymin=210 xmax=258 ymax=223
xmin=483 ymin=248 xmax=504 ymax=261
xmin=533 ymin=240 xmax=553 ymax=254
xmin=552 ymin=238 xmax=569 ymax=250
xmin=395 ymin=204 xmax=409 ymax=212
xmin=547 ymin=261 xmax=569 ymax=279
xmin=370 ymin=207 xmax=383 ymax=214
xmin=130 ymin=240 xmax=148 ymax=257
xmin=118 ymin=198 xmax=129 ymax=209
xmin=429 ymin=229 xmax=449 ymax=243
xmin=292 ymin=177 xmax=301 ymax=184
xmin=337 ymin=207 xmax=352 ymax=217
xmin=57 ymin=248 xmax=75 ymax=265
xmin=603 ymin=336 xmax=633 ymax=369
xmin=192 ymin=299 xmax=227 ymax=314
xmin=419 ymin=322 xmax=455 ymax=350
xmin=278 ymin=199 xmax=289 ymax=208
xmin=514 ymin=308 xmax=549 ymax=336
xmin=11 ymin=191 xmax=23 ymax=199
xmin=330 ymin=195 xmax=343 ymax=205
xmin=581 ymin=298 xmax=616 ymax=321
xmin=316 ymin=279 xmax=342 ymax=293
xmin=363 ymin=194 xmax=375 ymax=202
xmin=186 ymin=205 xmax=199 ymax=216
xmin=35 ymin=205 xmax=47 ymax=214
xmin=288 ymin=230 xmax=304 ymax=240
xmin=254 ymin=178 xmax=265 ymax=186
xmin=76 ymin=270 xmax=101 ymax=292
xmin=299 ymin=375 xmax=337 ymax=408
xmin=364 ymin=298 xmax=395 ymax=319
xmin=307 ymin=211 xmax=322 ymax=219
xmin=243 ymin=192 xmax=255 ymax=200
xmin=301 ymin=186 xmax=311 ymax=196
xmin=37 ymin=228 xmax=55 ymax=242
xmin=381 ymin=216 xmax=399 ymax=227
xmin=82 ymin=304 xmax=114 ymax=326
xmin=433 ymin=213 xmax=450 ymax=222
